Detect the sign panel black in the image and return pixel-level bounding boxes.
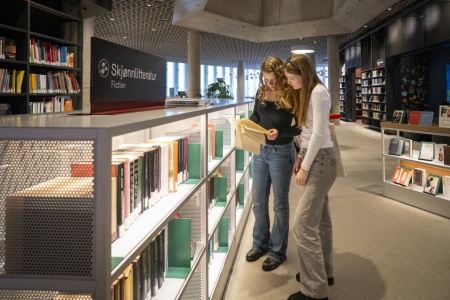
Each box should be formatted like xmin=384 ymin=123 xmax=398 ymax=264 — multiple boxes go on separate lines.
xmin=91 ymin=37 xmax=166 ymax=105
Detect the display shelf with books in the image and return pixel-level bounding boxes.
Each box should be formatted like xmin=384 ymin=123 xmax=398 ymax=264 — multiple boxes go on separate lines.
xmin=0 ymin=99 xmax=254 ymax=300
xmin=361 ymin=67 xmax=386 ymax=128
xmin=0 ymin=0 xmax=83 ymax=115
xmin=355 ymin=74 xmax=362 ymax=119
xmin=339 ymin=75 xmax=346 ymax=120
xmin=381 ymin=122 xmax=450 ymax=219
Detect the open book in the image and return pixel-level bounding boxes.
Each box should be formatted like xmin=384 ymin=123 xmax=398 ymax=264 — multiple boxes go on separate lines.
xmin=229 ymin=118 xmax=270 ymax=154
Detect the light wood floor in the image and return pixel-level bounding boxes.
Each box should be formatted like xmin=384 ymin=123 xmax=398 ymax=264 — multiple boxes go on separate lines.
xmin=222 ymin=122 xmax=450 ymax=300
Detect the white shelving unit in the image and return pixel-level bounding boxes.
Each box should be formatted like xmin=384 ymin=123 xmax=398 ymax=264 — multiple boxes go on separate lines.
xmin=381 ymin=122 xmax=450 ymax=219
xmin=0 ymin=99 xmax=254 ymax=300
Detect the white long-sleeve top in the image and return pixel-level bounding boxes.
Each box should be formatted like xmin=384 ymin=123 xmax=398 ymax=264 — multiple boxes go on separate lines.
xmin=300 ymin=84 xmax=334 ymax=171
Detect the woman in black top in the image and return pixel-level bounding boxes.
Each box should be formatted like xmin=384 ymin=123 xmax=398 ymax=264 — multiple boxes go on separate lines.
xmin=245 ymin=55 xmax=300 ymax=271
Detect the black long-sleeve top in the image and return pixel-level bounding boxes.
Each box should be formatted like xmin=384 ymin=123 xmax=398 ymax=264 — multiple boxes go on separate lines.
xmin=249 ymin=95 xmax=301 ymax=145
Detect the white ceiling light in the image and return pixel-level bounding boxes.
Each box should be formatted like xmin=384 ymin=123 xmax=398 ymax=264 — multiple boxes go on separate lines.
xmin=291 ymin=45 xmax=315 ymax=54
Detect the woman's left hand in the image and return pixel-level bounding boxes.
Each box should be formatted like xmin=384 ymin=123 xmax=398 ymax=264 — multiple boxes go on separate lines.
xmin=266 ymin=129 xmax=278 ymax=140
xmin=295 ymin=168 xmax=309 ymax=185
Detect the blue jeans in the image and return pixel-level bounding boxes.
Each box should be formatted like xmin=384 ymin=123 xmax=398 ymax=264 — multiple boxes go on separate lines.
xmin=251 ymin=142 xmax=295 ymax=262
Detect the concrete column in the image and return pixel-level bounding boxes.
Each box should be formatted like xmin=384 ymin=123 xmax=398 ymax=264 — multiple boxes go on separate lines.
xmin=237 ymin=61 xmax=245 ymax=101
xmin=188 ymin=30 xmax=201 ymax=98
xmin=327 ymin=35 xmax=340 ymax=125
xmin=82 ymin=17 xmax=95 ymax=114
xmin=306 ymin=52 xmax=316 ymax=69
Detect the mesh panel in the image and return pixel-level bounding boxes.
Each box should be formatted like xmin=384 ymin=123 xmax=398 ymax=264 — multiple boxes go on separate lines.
xmin=0 ymin=290 xmax=92 ymax=299
xmin=181 ymin=259 xmax=202 ymax=300
xmin=0 ymin=140 xmax=94 ymax=278
xmin=178 ymin=192 xmax=202 ymax=244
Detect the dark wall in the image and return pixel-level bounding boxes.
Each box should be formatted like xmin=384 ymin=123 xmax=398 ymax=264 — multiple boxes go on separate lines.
xmin=388 ymin=45 xmax=450 ymax=117
xmin=360 ymin=29 xmax=385 ymax=71
xmin=429 ymin=46 xmax=450 ymax=112
xmin=345 ymin=42 xmax=361 ymax=69
xmin=386 ymin=1 xmax=450 ymax=57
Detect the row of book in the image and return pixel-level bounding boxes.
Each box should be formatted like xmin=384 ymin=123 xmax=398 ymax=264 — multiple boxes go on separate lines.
xmin=391 ymin=110 xmax=434 ymax=126
xmin=362 ymin=69 xmax=384 ymax=78
xmin=71 ymin=123 xmax=225 ymax=243
xmin=0 ymin=37 xmax=16 ymax=60
xmin=388 ymin=137 xmax=450 ymax=165
xmin=391 ymin=166 xmax=450 ymax=197
xmin=30 ymin=38 xmax=74 ymax=67
xmin=112 ymin=213 xmax=201 ymax=300
xmin=362 ymin=86 xmax=385 ymax=94
xmin=112 ymin=228 xmax=167 ymax=300
xmin=29 ymin=71 xmax=80 ymax=94
xmin=0 ymin=68 xmax=25 ymax=93
xmin=362 ymin=95 xmax=385 ymax=102
xmin=392 ymin=106 xmax=450 ymax=128
xmin=28 ymin=97 xmax=73 ymax=114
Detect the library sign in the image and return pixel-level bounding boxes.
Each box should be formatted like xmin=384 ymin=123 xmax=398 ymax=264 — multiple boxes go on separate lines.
xmin=91 ymin=37 xmax=166 ymax=114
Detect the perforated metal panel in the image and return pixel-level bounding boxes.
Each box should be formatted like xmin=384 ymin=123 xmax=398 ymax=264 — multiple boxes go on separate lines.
xmin=178 ymin=192 xmax=202 ymax=247
xmin=0 ymin=140 xmax=94 ymax=278
xmin=180 ymin=259 xmax=202 ymax=300
xmin=0 ymin=290 xmax=93 ymax=300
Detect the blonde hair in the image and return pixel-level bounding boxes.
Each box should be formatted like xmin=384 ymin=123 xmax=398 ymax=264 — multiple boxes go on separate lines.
xmin=257 ymin=55 xmax=293 ymax=110
xmin=284 ymin=54 xmax=325 ymax=127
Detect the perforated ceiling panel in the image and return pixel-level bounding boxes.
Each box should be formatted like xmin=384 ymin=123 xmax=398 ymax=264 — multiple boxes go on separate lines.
xmin=94 ymin=0 xmax=426 ymax=69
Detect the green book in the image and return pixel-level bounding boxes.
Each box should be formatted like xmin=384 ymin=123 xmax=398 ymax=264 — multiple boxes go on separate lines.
xmin=238 ymin=183 xmax=245 ymax=208
xmin=236 ymin=149 xmax=244 ymax=171
xmin=111 ymin=256 xmax=124 ymax=271
xmin=184 ymin=143 xmax=201 ymax=183
xmin=215 ymin=131 xmax=224 ymax=159
xmin=216 ymin=176 xmax=228 ymax=206
xmin=217 ymin=217 xmax=229 ymax=253
xmin=166 ymin=218 xmax=191 ymax=279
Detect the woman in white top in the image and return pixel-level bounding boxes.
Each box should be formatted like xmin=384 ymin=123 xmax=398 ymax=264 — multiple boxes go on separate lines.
xmin=284 ymin=54 xmax=337 ymax=300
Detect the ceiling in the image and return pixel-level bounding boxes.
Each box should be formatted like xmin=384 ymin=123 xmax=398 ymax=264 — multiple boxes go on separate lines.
xmin=94 ymin=0 xmax=428 ymax=69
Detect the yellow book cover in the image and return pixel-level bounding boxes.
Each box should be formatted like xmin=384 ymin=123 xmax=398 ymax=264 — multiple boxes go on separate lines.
xmin=123 ymin=263 xmax=134 ymax=300
xmin=16 ymin=70 xmax=24 ymax=93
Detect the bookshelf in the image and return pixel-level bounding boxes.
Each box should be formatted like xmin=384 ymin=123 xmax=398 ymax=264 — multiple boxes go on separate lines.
xmin=0 ymin=0 xmax=82 ymax=115
xmin=340 ymin=70 xmax=361 ymax=122
xmin=339 ymin=75 xmax=346 ymax=121
xmin=0 ymin=99 xmax=254 ymax=300
xmin=361 ymin=67 xmax=386 ymax=128
xmin=355 ymin=68 xmax=362 ymax=119
xmin=381 ymin=122 xmax=450 ymax=219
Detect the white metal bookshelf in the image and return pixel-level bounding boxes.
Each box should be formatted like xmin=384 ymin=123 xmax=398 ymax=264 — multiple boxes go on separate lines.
xmin=0 ymin=99 xmax=254 ymax=300
xmin=381 ymin=122 xmax=450 ymax=219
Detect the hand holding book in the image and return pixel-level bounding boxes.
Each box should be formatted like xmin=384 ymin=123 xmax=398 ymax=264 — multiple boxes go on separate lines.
xmin=229 ymin=117 xmax=270 ymax=155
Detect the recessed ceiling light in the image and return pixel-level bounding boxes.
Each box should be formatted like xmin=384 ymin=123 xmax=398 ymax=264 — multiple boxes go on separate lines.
xmin=387 ymin=7 xmax=392 ymax=11
xmin=364 ymin=25 xmax=368 ymax=28
xmin=110 ymin=18 xmax=115 ymax=21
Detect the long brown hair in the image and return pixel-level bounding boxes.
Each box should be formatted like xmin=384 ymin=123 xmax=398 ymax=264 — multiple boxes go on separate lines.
xmin=257 ymin=55 xmax=292 ymax=110
xmin=284 ymin=54 xmax=325 ymax=126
